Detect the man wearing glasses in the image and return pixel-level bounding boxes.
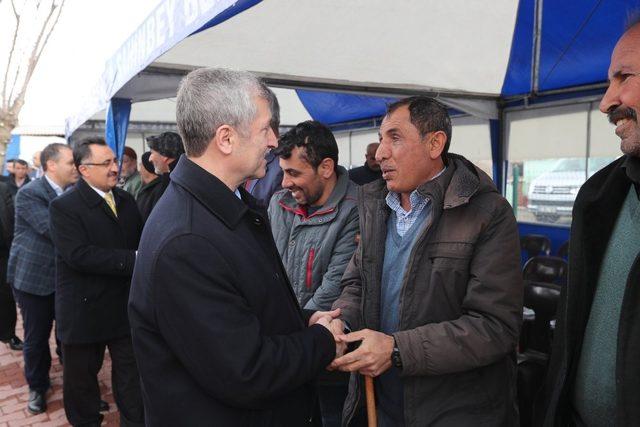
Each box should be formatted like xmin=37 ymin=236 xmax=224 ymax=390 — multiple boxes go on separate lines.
xmin=49 ymin=137 xmax=144 ymax=427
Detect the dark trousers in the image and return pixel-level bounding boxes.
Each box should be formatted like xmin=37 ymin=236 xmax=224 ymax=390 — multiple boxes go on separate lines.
xmin=0 ymin=256 xmax=17 ymax=341
xmin=62 ymin=336 xmax=144 ymax=427
xmin=13 ymin=287 xmax=57 ymax=392
xmin=317 ymin=383 xmax=348 ymax=427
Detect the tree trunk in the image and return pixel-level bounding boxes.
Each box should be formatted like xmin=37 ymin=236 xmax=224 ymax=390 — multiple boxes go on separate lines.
xmin=0 ymin=116 xmax=17 ymax=168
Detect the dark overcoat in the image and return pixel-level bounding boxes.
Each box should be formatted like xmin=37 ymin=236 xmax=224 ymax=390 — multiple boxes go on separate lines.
xmin=536 ymin=155 xmax=640 ymax=426
xmin=128 ymin=156 xmax=335 ymax=426
xmin=0 ymin=182 xmax=14 ymax=253
xmin=49 ymin=177 xmax=142 ymax=344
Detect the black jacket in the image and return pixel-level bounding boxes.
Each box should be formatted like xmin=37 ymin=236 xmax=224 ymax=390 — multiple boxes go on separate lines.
xmin=0 ymin=182 xmax=13 ymax=254
xmin=348 ymin=163 xmax=381 ymax=186
xmin=137 ymin=159 xmax=178 ymax=224
xmin=128 ymin=156 xmax=335 ymax=426
xmin=136 ymin=176 xmax=163 ymax=222
xmin=49 ymin=178 xmax=142 ymax=344
xmin=536 ymin=156 xmax=640 ymax=426
xmin=7 ymin=174 xmax=30 ymax=197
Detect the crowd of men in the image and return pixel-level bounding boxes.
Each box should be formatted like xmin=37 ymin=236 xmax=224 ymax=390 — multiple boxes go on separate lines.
xmin=0 ymin=19 xmax=638 ymax=427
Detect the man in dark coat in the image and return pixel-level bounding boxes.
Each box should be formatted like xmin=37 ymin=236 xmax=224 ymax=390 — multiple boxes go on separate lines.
xmin=7 ymin=159 xmax=31 ymax=197
xmin=135 ymin=151 xmax=159 ymax=212
xmin=8 ymin=143 xmax=77 ymax=414
xmin=138 ymin=132 xmax=184 ymax=223
xmin=348 ymin=142 xmax=382 ymax=185
xmin=536 ymin=21 xmax=640 ymax=427
xmin=128 ymin=68 xmax=338 ymax=426
xmin=49 ymin=137 xmax=144 ymax=427
xmin=0 ymin=181 xmax=21 ymax=351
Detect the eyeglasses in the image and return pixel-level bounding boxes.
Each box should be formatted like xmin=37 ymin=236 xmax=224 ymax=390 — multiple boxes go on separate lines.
xmin=81 ymin=158 xmax=117 ymax=168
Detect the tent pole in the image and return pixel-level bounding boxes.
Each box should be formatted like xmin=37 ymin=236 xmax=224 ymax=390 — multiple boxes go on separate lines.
xmin=530 ymin=0 xmax=544 ymax=95
xmin=105 ymin=98 xmax=132 ymax=168
xmin=489 ymin=105 xmax=505 ymax=191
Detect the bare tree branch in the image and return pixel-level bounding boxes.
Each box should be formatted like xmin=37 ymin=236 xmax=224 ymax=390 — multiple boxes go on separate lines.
xmin=1 ymin=0 xmax=21 ymax=110
xmin=9 ymin=0 xmax=64 ymax=112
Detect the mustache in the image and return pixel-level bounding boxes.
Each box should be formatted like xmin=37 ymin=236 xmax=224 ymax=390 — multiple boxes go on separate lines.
xmin=608 ymin=106 xmax=637 ymax=125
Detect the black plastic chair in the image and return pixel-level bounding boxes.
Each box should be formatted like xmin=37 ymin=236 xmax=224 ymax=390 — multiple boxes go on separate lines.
xmin=524 ymin=281 xmax=561 ymax=350
xmin=523 ymin=256 xmax=568 ymax=286
xmin=556 ymin=240 xmax=569 ymax=260
xmin=517 ymin=280 xmax=562 ymax=427
xmin=520 ymin=234 xmax=552 ymax=260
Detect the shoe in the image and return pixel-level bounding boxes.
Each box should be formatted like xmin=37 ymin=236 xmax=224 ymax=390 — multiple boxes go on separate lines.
xmin=27 ymin=389 xmax=46 ymax=415
xmin=99 ymin=399 xmax=109 ymax=412
xmin=3 ymin=336 xmax=23 ymax=351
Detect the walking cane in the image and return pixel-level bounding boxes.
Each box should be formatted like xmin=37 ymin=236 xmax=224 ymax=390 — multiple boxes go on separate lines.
xmin=365 ymin=376 xmax=377 ymax=427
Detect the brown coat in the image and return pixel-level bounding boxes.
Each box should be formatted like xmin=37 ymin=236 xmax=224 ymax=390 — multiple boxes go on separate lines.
xmin=333 ymin=154 xmax=523 ymax=426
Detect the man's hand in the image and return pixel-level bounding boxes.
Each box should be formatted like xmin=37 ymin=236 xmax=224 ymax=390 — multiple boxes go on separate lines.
xmin=308 ymin=308 xmax=341 ymax=327
xmin=329 ymin=319 xmax=347 ymax=358
xmin=313 ymin=316 xmax=347 ymax=359
xmin=330 ymin=329 xmax=394 ymax=377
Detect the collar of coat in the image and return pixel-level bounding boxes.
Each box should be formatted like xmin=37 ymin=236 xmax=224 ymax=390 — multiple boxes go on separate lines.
xmin=170 ymin=155 xmax=262 ymax=229
xmin=278 ymin=165 xmax=355 ymax=219
xmin=358 ymin=153 xmax=497 ymax=211
xmin=75 ymin=178 xmax=125 ymax=220
xmin=39 ymin=175 xmax=60 ymax=200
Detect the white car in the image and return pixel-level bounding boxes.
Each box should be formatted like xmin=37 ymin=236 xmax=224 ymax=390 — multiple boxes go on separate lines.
xmin=527 ymin=157 xmax=615 ymax=223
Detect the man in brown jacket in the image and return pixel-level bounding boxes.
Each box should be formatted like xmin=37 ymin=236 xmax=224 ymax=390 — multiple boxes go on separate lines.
xmin=324 ymin=96 xmax=523 ymax=426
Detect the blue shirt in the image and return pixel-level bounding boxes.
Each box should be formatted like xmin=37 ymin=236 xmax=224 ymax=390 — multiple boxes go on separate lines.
xmin=385 ymin=167 xmax=446 ymax=237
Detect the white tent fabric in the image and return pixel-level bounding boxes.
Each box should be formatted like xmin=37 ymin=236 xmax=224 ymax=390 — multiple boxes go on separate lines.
xmin=65 ymin=0 xmax=519 ymax=134
xmin=158 ymin=1 xmax=518 ymax=96
xmin=65 ymin=0 xmax=238 ymax=135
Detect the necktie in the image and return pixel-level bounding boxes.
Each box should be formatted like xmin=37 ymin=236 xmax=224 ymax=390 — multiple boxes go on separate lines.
xmin=104 ymin=192 xmax=117 ymax=217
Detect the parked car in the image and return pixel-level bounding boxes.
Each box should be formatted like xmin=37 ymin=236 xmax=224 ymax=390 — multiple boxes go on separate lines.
xmin=527 ymin=157 xmax=615 ymax=223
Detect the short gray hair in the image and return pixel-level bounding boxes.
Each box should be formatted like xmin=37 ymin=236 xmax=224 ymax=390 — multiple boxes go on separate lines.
xmin=176 ymin=68 xmax=270 ymax=157
xmin=264 ymin=86 xmax=280 ymax=135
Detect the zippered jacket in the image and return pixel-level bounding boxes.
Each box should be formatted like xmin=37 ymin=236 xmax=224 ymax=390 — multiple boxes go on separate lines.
xmin=333 ymin=154 xmax=523 ymax=426
xmin=268 ymin=166 xmax=359 ymax=310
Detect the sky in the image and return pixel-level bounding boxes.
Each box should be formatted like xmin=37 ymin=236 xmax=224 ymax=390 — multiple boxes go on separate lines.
xmin=0 ymin=0 xmax=161 ymax=131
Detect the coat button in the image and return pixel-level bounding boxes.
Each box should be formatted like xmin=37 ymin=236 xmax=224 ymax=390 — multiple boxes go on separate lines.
xmin=253 ymin=217 xmax=262 ymax=226
xmin=289 ymin=240 xmax=295 ymax=246
xmin=118 ymin=262 xmax=124 ymax=269
xmin=274 ymin=273 xmax=280 ymax=279
xmin=82 ymin=297 xmax=88 ymax=303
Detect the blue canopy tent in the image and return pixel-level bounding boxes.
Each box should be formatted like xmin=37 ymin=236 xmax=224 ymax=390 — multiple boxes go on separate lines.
xmin=66 ymin=0 xmax=640 ymax=251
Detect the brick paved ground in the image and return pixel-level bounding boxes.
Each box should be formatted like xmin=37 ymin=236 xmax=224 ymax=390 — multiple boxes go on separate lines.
xmin=0 ymin=313 xmax=120 ymax=426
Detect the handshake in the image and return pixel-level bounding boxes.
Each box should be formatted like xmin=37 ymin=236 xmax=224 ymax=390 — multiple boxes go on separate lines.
xmin=309 ymin=308 xmax=394 ymax=378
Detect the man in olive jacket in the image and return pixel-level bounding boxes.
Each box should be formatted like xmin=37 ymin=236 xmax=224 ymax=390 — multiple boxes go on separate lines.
xmin=326 ymin=97 xmax=523 ymax=426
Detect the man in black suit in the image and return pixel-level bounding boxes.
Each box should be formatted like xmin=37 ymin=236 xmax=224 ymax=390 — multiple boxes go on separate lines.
xmin=129 ymin=68 xmax=342 ymax=426
xmin=0 ymin=181 xmax=22 ymax=351
xmin=8 ymin=143 xmax=77 ymax=414
xmin=49 ymin=137 xmax=144 ymax=427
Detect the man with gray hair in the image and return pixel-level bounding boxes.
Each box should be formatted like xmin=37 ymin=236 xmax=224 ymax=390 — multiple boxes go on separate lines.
xmin=129 ymin=68 xmax=341 ymax=426
xmin=244 ymin=86 xmax=284 ymax=208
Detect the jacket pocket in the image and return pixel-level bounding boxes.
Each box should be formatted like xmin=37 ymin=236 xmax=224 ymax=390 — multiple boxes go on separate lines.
xmin=306 ymin=248 xmax=315 ymax=289
xmin=426 ymin=242 xmax=474 ymax=314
